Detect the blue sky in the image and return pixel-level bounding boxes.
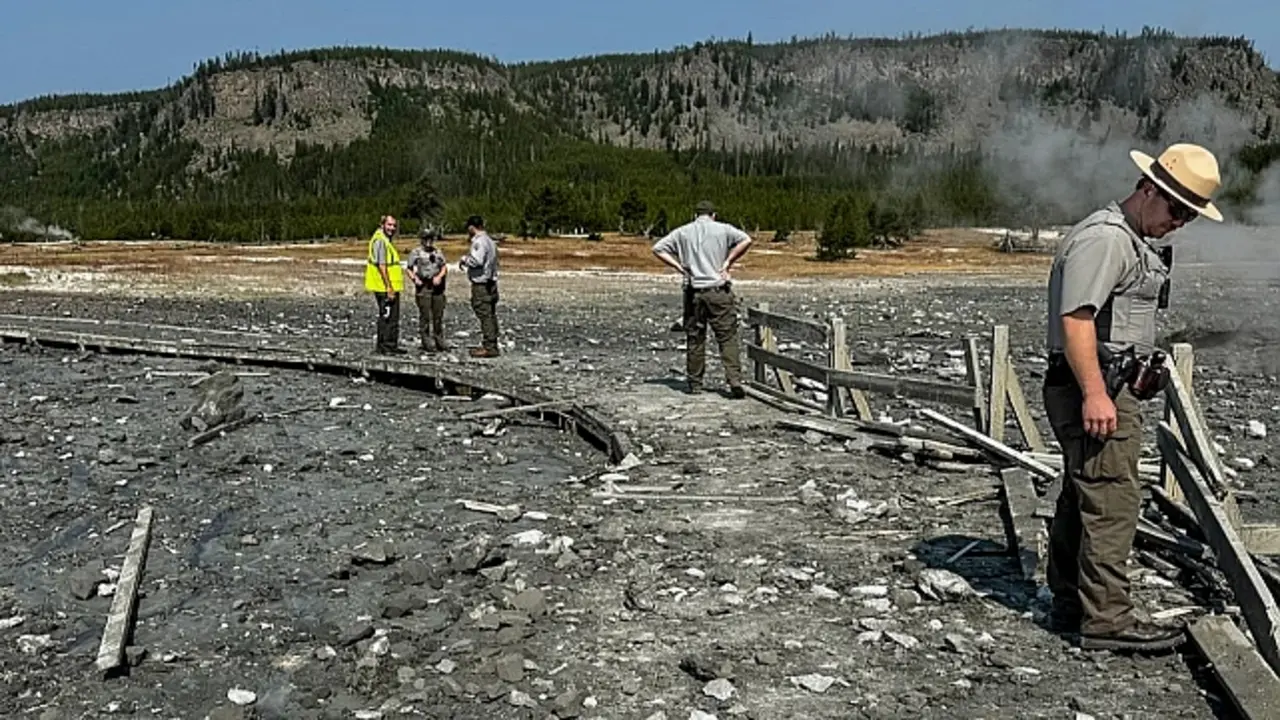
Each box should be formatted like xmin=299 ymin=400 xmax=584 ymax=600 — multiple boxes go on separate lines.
xmin=2 ymin=0 xmax=1277 ymax=105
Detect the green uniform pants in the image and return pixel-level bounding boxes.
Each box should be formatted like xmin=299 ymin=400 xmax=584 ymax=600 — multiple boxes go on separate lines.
xmin=686 ymin=285 xmax=743 ymax=389
xmin=469 ymin=281 xmax=500 ymax=352
xmin=415 ymin=290 xmax=446 ymax=350
xmin=1043 ymin=381 xmax=1144 ymax=636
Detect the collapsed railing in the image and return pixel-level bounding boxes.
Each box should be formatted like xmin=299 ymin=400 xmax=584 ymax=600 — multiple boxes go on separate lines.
xmin=746 ymin=309 xmax=1280 ymax=716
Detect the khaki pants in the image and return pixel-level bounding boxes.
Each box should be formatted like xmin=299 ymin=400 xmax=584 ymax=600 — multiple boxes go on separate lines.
xmin=415 ymin=291 xmax=446 ymax=350
xmin=686 ymin=285 xmax=743 ymax=389
xmin=470 ymin=281 xmax=500 ymax=352
xmin=1043 ymin=381 xmax=1144 ymax=635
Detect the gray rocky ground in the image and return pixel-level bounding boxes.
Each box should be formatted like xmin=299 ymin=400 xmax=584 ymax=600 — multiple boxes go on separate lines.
xmin=0 ymin=263 xmax=1277 ymax=719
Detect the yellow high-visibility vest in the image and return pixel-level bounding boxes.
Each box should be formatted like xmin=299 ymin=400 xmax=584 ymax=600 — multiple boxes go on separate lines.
xmin=364 ymin=230 xmax=404 ymax=293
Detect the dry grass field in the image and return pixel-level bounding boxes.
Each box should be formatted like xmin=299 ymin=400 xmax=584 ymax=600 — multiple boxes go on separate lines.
xmin=0 ymin=229 xmax=1051 ymax=286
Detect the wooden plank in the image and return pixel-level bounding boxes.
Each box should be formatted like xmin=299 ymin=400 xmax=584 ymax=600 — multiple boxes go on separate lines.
xmin=1158 ymin=421 xmax=1280 ymax=677
xmin=1163 ymin=343 xmax=1195 ymax=504
xmin=745 ymin=342 xmax=829 ymax=384
xmin=1187 ymin=614 xmax=1280 ymax=720
xmin=987 ymin=325 xmax=1010 ymax=443
xmin=744 ymin=306 xmax=829 ymax=345
xmin=963 ymin=336 xmax=989 ymax=433
xmin=825 ymin=366 xmax=977 ymax=407
xmin=918 ymin=408 xmax=1059 ymax=481
xmin=745 ymin=380 xmax=824 ymax=414
xmin=1163 ymin=360 xmax=1229 ymax=496
xmin=777 ymin=417 xmax=984 ymax=461
xmin=999 ymin=467 xmax=1045 ymax=580
xmin=1243 ymin=524 xmax=1280 ymax=557
xmin=758 ymin=329 xmax=798 ymax=397
xmin=1004 ymin=363 xmax=1047 ymax=453
xmin=460 ymin=400 xmax=574 ymax=421
xmin=830 ymin=317 xmax=871 ymax=421
xmin=187 ymin=412 xmax=264 ymax=448
xmin=1026 ymin=452 xmax=1164 ymax=480
xmin=96 ymin=506 xmax=155 ymax=674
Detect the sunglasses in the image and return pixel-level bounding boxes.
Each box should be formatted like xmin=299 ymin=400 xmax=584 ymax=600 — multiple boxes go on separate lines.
xmin=1156 ymin=186 xmax=1198 ymax=223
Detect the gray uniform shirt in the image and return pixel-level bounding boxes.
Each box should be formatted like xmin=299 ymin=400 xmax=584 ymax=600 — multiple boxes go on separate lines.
xmin=407 ymin=247 xmax=447 ymax=293
xmin=652 ymin=216 xmax=751 ymax=290
xmin=461 ymin=232 xmax=498 ymax=283
xmin=1046 ymin=201 xmax=1170 ymax=355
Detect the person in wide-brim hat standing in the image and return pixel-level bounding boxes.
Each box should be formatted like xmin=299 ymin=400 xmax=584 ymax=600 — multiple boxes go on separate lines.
xmin=1040 ymin=142 xmax=1223 ymax=653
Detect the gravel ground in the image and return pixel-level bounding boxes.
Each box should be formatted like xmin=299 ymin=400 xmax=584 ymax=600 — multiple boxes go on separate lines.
xmin=0 ymin=260 xmax=1276 ymax=719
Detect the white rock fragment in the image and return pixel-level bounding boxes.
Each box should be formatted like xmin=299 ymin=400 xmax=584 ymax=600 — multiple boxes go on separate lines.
xmin=916 ymin=568 xmax=973 ymax=602
xmin=1248 ymin=420 xmax=1268 ymax=439
xmin=0 ymin=616 xmax=24 ymax=631
xmin=790 ymin=673 xmax=836 ymax=693
xmin=886 ymin=631 xmax=920 ymax=650
xmin=17 ymin=634 xmax=52 ymax=654
xmin=509 ymin=529 xmax=547 ymax=546
xmin=227 ymin=688 xmax=257 ymax=706
xmin=1232 ymin=457 xmax=1256 ymax=471
xmin=703 ymin=678 xmax=736 ymax=701
xmin=849 ymin=585 xmax=888 ymax=597
xmin=435 ymin=658 xmax=457 ymax=674
xmin=690 ymin=711 xmax=718 ymax=720
xmin=811 ymin=584 xmax=841 ymax=600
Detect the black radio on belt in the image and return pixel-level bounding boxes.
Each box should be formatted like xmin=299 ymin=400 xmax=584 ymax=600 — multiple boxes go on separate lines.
xmin=1098 ymin=345 xmax=1170 ymax=401
xmin=1157 ymin=245 xmax=1173 ymax=310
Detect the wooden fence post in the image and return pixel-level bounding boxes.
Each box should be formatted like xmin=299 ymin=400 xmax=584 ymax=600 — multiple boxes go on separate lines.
xmin=988 ymin=325 xmax=1010 ymax=443
xmin=963 ymin=335 xmax=989 ymax=432
xmin=826 ymin=317 xmax=871 ymax=420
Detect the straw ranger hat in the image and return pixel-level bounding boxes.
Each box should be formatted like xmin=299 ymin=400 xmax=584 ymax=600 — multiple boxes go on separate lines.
xmin=1129 ymin=143 xmax=1223 ymax=222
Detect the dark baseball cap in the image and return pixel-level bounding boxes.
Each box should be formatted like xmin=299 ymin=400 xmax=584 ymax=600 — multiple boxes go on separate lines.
xmin=465 ymin=214 xmax=485 ymax=229
xmin=695 ymin=200 xmax=716 ymax=215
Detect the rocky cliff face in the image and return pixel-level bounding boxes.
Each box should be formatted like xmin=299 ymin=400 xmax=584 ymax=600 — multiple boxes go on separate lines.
xmin=2 ymin=29 xmax=1277 ymax=168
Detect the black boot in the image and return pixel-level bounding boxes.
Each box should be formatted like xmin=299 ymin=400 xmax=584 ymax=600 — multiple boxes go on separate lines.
xmin=1079 ymin=622 xmax=1186 ymax=653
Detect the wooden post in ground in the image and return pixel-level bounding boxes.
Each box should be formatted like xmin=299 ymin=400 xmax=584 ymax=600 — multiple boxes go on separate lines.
xmin=963 ymin=335 xmax=989 ymax=433
xmin=753 ymin=303 xmax=767 ymax=385
xmin=987 ymin=325 xmax=1010 ymax=443
xmin=827 ymin=317 xmax=871 ymax=420
xmin=1162 ymin=342 xmax=1195 ymax=504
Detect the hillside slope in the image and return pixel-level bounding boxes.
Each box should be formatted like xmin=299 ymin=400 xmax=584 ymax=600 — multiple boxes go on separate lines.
xmin=1 ymin=27 xmax=1278 ymax=241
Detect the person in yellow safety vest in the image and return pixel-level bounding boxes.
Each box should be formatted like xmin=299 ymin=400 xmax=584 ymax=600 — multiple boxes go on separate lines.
xmin=365 ymin=214 xmax=406 ymax=354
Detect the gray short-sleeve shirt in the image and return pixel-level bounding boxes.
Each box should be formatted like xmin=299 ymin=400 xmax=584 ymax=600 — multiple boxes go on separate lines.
xmin=651 ymin=216 xmax=750 ymax=289
xmin=1046 ymin=202 xmax=1166 ymax=354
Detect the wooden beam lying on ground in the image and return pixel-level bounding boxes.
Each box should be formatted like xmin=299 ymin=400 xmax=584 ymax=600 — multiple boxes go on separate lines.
xmin=1158 ymin=421 xmax=1280 ymax=677
xmin=1187 ymin=614 xmax=1280 ymax=720
xmin=777 ymin=417 xmax=984 ymax=461
xmin=96 ymin=506 xmax=154 ymax=674
xmin=918 ymin=408 xmax=1058 ymax=481
xmin=998 ymin=467 xmax=1045 ymax=581
xmin=744 ymin=380 xmax=824 ymax=415
xmin=460 ymin=400 xmax=574 ymax=421
xmin=744 ymin=306 xmax=830 ymax=345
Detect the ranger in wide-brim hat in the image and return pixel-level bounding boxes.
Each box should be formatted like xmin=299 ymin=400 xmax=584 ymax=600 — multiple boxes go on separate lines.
xmin=1128 ymin=142 xmax=1224 ymax=223
xmin=1039 ymin=141 xmax=1224 ymax=656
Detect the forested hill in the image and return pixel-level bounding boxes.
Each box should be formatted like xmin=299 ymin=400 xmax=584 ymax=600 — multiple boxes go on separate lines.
xmin=2 ymin=27 xmax=1280 ymax=243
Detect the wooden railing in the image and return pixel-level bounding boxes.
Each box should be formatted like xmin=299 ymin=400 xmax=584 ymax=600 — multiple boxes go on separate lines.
xmin=744 ymin=303 xmax=1041 ymax=450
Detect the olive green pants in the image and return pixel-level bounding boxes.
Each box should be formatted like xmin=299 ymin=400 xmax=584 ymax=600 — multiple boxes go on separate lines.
xmin=686 ymin=285 xmax=742 ymax=389
xmin=415 ymin=291 xmax=446 ymax=350
xmin=1043 ymin=382 xmax=1144 ymax=636
xmin=469 ymin=281 xmax=500 ymax=352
